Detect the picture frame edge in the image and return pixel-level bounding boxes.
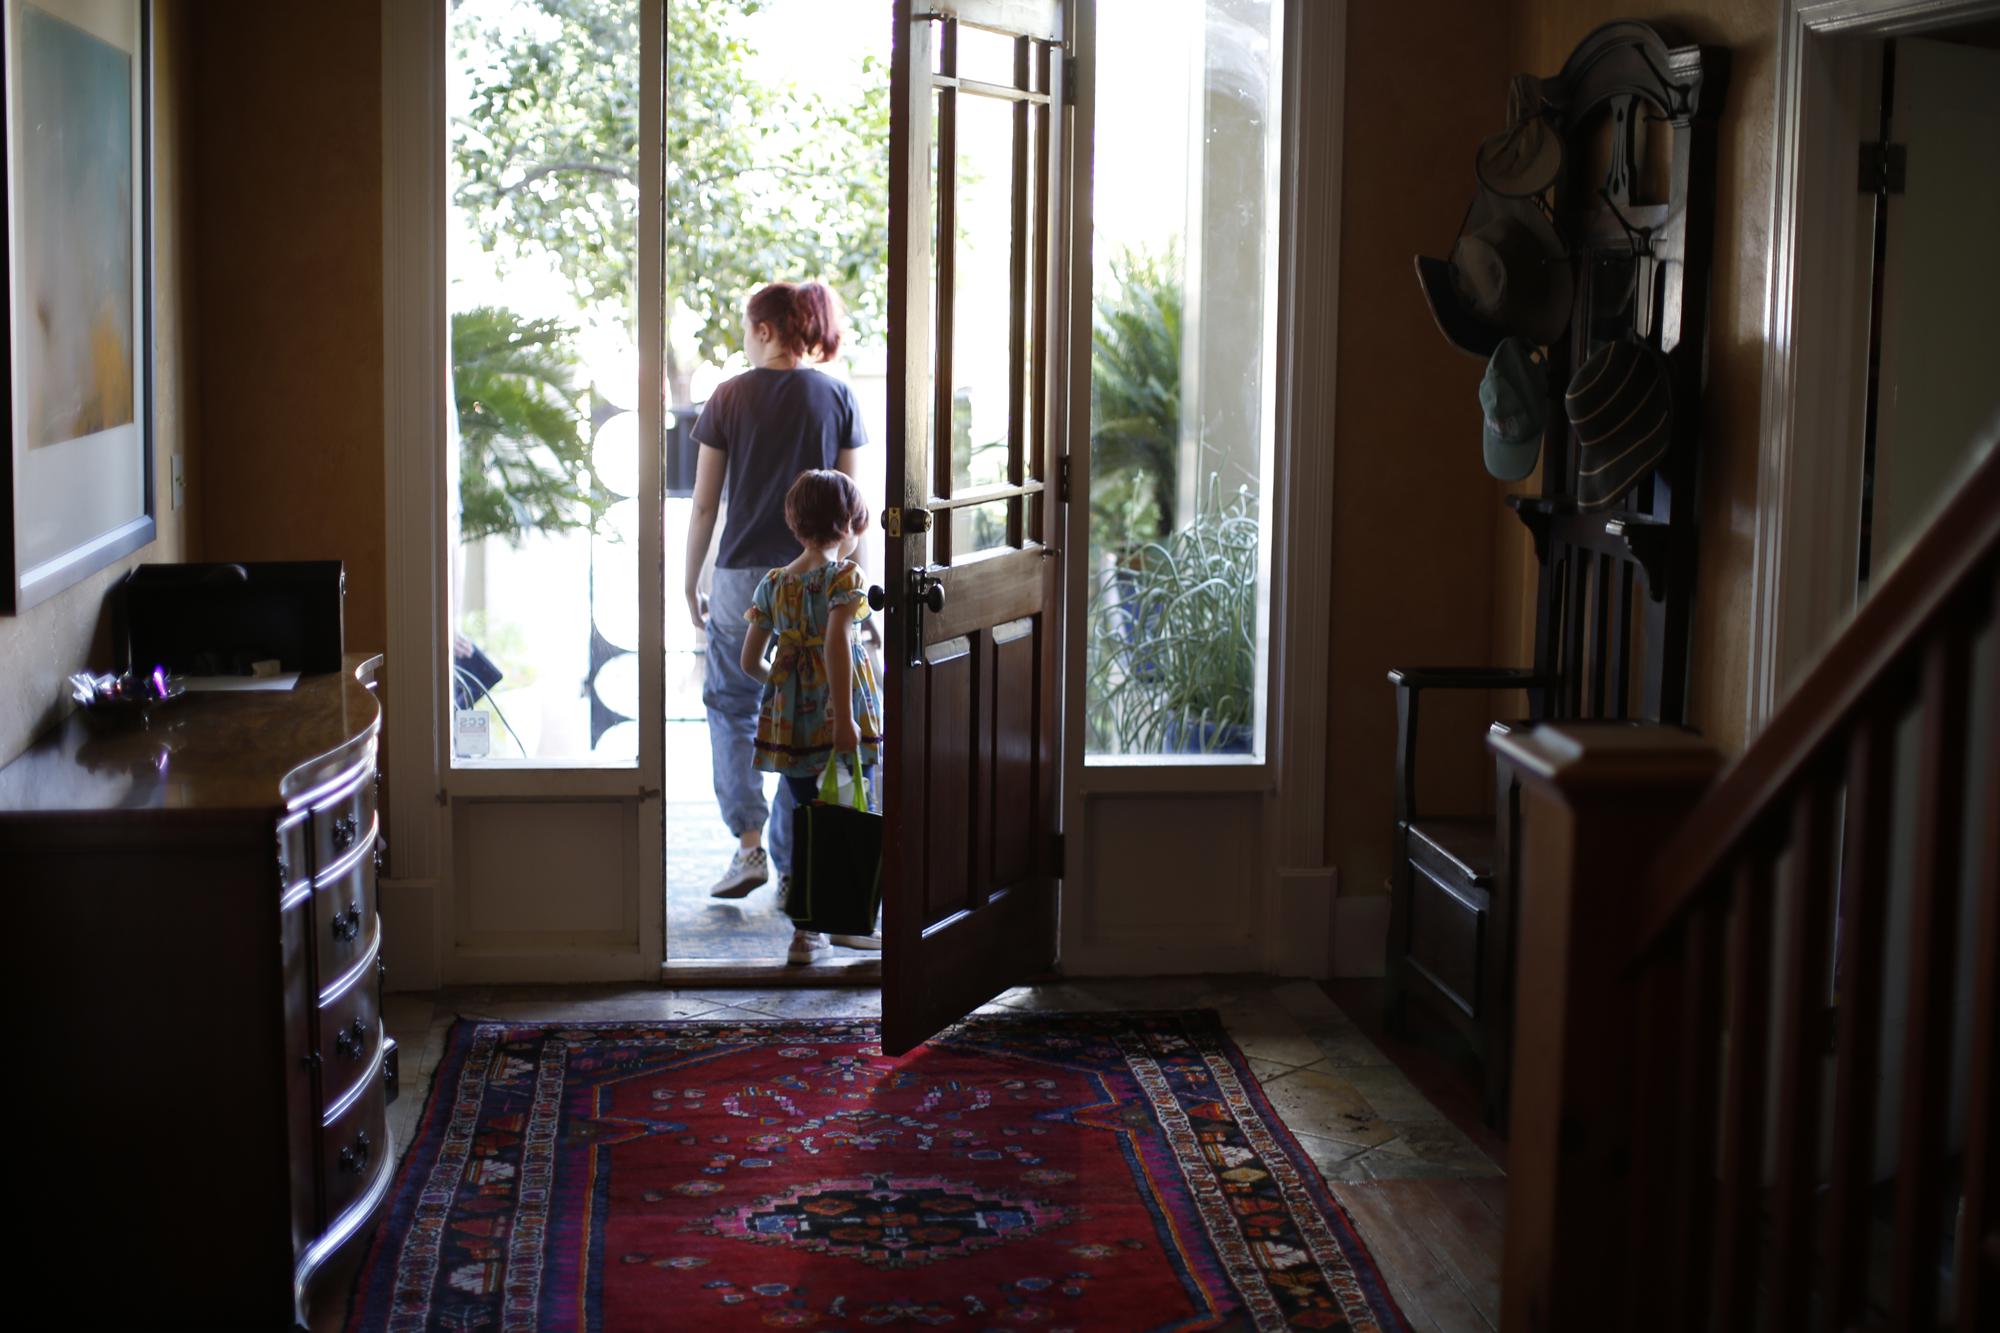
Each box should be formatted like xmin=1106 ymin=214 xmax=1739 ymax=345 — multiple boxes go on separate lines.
xmin=0 ymin=0 xmax=158 ymax=618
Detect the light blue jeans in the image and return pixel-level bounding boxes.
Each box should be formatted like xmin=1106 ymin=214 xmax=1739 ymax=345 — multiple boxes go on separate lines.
xmin=704 ymin=565 xmax=796 ymax=875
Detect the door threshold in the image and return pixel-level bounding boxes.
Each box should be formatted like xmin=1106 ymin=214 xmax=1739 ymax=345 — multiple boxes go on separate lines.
xmin=664 ymin=957 xmax=881 ymax=986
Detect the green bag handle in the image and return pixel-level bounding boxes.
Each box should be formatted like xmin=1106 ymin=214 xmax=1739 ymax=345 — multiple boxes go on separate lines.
xmin=817 ymin=752 xmax=869 ymax=811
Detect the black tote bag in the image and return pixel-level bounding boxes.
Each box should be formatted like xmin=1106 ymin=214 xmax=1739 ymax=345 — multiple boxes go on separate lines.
xmin=786 ymin=755 xmax=882 ymax=937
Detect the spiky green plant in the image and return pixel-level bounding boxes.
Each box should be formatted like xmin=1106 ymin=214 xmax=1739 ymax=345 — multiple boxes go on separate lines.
xmin=453 ymin=305 xmax=612 ymax=547
xmin=1085 ymin=476 xmax=1259 ymax=755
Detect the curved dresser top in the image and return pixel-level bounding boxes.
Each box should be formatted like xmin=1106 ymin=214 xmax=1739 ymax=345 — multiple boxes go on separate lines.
xmin=0 ymin=653 xmax=382 ymax=816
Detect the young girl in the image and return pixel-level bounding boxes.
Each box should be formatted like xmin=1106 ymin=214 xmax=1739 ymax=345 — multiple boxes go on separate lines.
xmin=739 ymin=469 xmax=884 ymax=965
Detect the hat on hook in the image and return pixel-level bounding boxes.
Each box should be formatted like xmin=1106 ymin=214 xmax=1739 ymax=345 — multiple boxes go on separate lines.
xmin=1476 ymin=74 xmax=1564 ymax=198
xmin=1565 ymin=337 xmax=1674 ymax=510
xmin=1415 ymin=191 xmax=1574 ymax=357
xmin=1479 ymin=337 xmax=1548 ymax=481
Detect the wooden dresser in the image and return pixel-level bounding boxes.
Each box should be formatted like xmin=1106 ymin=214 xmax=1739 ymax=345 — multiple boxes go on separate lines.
xmin=0 ymin=654 xmax=395 ymax=1327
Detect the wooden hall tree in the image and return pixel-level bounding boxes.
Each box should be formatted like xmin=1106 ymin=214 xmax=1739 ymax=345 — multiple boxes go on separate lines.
xmin=1385 ymin=21 xmax=1727 ymax=1122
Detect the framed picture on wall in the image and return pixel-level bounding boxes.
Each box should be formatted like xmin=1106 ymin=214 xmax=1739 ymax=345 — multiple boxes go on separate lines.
xmin=1 ymin=0 xmax=153 ymax=615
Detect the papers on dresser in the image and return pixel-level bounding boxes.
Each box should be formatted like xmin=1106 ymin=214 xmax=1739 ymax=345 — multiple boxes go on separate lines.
xmin=180 ymin=673 xmax=303 ymax=693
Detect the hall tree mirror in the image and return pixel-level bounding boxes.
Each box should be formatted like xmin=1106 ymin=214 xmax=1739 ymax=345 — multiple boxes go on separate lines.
xmin=381 ymin=0 xmax=1341 ymax=1003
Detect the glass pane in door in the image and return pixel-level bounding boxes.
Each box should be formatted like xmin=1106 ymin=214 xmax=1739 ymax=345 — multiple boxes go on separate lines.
xmin=1083 ymin=0 xmax=1284 ymax=762
xmin=947 ymin=90 xmax=1020 ymax=500
xmin=446 ymin=0 xmax=641 ymax=765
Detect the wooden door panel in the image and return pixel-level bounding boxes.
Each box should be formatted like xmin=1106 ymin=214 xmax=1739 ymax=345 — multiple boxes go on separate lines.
xmin=922 ymin=640 xmax=977 ymax=925
xmin=990 ymin=621 xmax=1039 ymax=889
xmin=924 ymin=547 xmax=1049 ymax=642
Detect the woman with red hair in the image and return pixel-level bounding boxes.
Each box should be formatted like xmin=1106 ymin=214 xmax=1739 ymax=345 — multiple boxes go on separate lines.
xmin=684 ymin=281 xmax=865 ymax=908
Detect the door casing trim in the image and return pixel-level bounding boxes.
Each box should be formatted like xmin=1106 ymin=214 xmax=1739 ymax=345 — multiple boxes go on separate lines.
xmin=1745 ymin=0 xmax=2000 ymax=735
xmin=380 ymin=0 xmax=449 ymax=989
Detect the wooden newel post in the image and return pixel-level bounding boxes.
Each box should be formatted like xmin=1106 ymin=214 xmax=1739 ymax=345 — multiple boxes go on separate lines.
xmin=1490 ymin=723 xmax=1723 ymax=1333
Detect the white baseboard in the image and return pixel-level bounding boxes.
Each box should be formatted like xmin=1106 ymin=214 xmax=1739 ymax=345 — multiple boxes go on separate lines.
xmin=1331 ymin=893 xmax=1391 ymax=977
xmin=1060 ymin=934 xmax=1262 ymax=977
xmin=1273 ymin=866 xmax=1338 ymax=978
xmin=379 ymin=876 xmax=442 ymax=992
xmin=443 ymin=952 xmax=659 ymax=985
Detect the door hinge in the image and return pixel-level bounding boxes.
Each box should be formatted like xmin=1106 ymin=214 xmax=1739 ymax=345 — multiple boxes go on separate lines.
xmin=884 ymin=507 xmax=932 ymax=540
xmin=1858 ymin=141 xmax=1906 ymax=195
xmin=1051 ymin=831 xmax=1065 ymax=877
xmin=1057 ymin=455 xmax=1072 ymax=503
xmin=1062 ymin=55 xmax=1078 ymax=106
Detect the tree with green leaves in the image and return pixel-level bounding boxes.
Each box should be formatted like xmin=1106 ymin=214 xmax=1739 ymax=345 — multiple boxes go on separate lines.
xmin=453 ymin=305 xmax=611 ymax=545
xmin=452 ymin=0 xmax=890 ymax=404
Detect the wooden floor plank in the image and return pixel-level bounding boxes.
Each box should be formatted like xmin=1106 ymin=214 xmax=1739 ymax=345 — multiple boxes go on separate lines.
xmin=1410 ymin=1181 xmax=1505 ymax=1328
xmin=1466 ymin=1175 xmax=1507 ymax=1225
xmin=1333 ymin=1181 xmax=1497 ymax=1333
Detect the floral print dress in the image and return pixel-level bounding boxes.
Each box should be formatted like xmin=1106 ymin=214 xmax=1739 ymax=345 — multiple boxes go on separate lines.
xmin=747 ymin=559 xmax=884 ymax=778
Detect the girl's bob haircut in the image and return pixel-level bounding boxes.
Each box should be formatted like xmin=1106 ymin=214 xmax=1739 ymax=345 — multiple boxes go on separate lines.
xmin=784 ymin=469 xmax=870 ymax=547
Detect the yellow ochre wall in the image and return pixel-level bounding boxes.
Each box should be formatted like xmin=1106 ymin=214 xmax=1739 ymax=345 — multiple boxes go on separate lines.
xmin=187 ymin=1 xmax=387 ymax=658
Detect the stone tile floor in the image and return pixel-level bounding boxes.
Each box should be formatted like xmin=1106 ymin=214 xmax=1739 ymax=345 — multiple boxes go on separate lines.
xmin=663 ymin=715 xmax=881 ymax=964
xmin=664 ymin=800 xmax=798 ymax=960
xmin=375 ymin=975 xmax=1505 ymax=1330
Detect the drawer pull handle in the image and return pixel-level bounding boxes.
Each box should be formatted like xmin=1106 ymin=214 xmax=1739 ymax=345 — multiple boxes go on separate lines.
xmin=339 ymin=1130 xmax=372 ymax=1174
xmin=334 ymin=1017 xmax=369 ymax=1060
xmin=331 ymin=904 xmax=364 ymax=942
xmin=331 ymin=813 xmax=359 ymax=852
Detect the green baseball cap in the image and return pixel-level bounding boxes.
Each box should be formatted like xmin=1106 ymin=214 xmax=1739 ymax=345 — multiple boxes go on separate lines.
xmin=1479 ymin=336 xmax=1546 ymax=481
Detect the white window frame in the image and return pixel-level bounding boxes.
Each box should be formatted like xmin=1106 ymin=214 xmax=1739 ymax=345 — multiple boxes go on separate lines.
xmin=1058 ymin=0 xmax=1344 ymax=976
xmin=378 ymin=0 xmax=667 ymax=986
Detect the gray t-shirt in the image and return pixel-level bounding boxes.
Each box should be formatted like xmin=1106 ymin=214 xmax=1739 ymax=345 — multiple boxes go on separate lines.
xmin=694 ymin=367 xmax=866 ymax=570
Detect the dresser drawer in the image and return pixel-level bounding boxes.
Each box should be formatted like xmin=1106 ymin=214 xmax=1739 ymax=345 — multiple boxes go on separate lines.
xmin=277 ymin=811 xmax=312 ymax=892
xmin=312 ymin=852 xmax=378 ymax=993
xmin=311 ymin=770 xmax=376 ymax=876
xmin=319 ymin=1057 xmax=390 ymax=1229
xmin=317 ymin=953 xmax=383 ymax=1115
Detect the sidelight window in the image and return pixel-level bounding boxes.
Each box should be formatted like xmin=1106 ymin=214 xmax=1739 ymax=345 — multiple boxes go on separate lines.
xmin=1083 ymin=0 xmax=1283 ymax=762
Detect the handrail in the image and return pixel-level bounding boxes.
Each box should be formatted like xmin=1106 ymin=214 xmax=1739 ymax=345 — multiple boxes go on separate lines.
xmin=1640 ymin=440 xmax=1999 ymax=953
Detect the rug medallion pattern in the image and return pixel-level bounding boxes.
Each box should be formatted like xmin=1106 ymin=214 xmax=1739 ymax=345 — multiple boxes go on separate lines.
xmin=347 ymin=1013 xmax=1410 ymax=1331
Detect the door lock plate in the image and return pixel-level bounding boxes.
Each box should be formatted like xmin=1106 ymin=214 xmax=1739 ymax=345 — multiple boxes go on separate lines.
xmin=883 ymin=507 xmax=932 ymax=540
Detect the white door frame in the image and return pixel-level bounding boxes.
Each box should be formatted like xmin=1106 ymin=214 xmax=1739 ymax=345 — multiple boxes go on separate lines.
xmin=380 ymin=0 xmax=449 ymax=990
xmin=1057 ymin=0 xmax=1345 ymax=978
xmin=1745 ymin=0 xmax=2000 ymax=736
xmin=379 ymin=0 xmax=667 ymax=987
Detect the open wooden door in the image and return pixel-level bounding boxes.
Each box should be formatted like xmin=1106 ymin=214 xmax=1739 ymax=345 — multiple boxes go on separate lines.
xmin=880 ymin=0 xmax=1077 ymax=1053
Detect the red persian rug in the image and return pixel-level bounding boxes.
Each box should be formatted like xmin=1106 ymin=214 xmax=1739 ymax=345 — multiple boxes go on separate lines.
xmin=346 ymin=1013 xmax=1411 ymax=1331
